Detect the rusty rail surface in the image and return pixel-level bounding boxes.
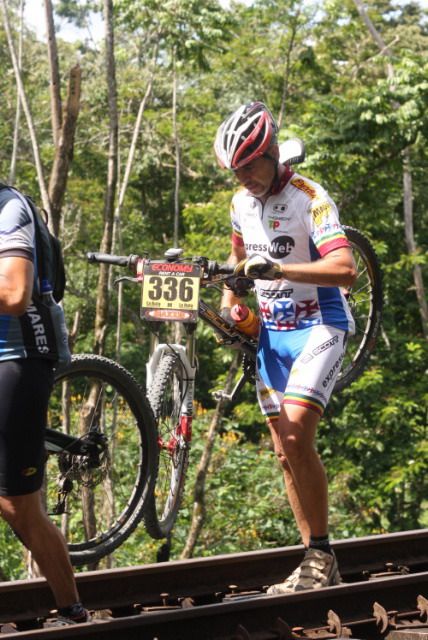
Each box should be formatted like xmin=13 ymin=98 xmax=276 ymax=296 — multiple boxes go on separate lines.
xmin=0 ymin=529 xmax=427 ymax=639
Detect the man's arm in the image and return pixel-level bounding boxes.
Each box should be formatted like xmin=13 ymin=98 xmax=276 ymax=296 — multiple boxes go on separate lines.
xmin=279 ymin=247 xmax=357 ymax=287
xmin=220 ymin=242 xmax=247 ymax=310
xmin=0 ymin=256 xmax=33 ymax=315
xmin=240 ymin=247 xmax=357 ymax=287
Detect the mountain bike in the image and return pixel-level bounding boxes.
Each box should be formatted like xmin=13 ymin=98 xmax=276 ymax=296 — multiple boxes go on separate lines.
xmin=86 ymin=219 xmax=382 ymax=541
xmin=45 ymin=355 xmax=158 ymax=566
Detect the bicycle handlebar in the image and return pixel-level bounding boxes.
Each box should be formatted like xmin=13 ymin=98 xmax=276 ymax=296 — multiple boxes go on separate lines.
xmin=206 ymin=261 xmax=235 ymax=276
xmin=87 ymin=250 xmax=253 ymax=305
xmin=86 ymin=252 xmax=235 ymax=278
xmin=86 ymin=252 xmax=139 ymax=268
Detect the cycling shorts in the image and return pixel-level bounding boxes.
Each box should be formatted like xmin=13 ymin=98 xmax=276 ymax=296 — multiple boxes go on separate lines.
xmin=256 ymin=324 xmax=347 ymax=419
xmin=0 ymin=359 xmax=54 ymax=496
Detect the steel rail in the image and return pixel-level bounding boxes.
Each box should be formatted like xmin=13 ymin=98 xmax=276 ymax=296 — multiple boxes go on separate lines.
xmin=1 ymin=528 xmax=427 ymax=623
xmin=0 ymin=529 xmax=427 ymax=627
xmin=0 ymin=572 xmax=427 ymax=639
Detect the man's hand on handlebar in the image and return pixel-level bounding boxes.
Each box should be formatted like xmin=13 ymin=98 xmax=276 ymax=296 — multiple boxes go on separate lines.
xmin=234 ymin=254 xmax=283 ymax=280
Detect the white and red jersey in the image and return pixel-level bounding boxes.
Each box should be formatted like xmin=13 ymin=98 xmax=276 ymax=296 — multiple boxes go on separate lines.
xmin=230 ymin=171 xmax=355 ymax=333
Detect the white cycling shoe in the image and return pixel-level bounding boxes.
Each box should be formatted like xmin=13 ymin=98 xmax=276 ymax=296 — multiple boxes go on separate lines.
xmin=267 ymin=548 xmax=342 ymax=594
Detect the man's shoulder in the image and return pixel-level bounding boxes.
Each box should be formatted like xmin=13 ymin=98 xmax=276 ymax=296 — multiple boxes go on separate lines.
xmin=0 ymin=188 xmax=32 ymax=229
xmin=0 ymin=185 xmax=19 ymax=208
xmin=289 ymin=173 xmax=326 ymax=202
xmin=231 ymin=186 xmax=252 ymax=209
xmin=0 ymin=187 xmax=33 ymax=256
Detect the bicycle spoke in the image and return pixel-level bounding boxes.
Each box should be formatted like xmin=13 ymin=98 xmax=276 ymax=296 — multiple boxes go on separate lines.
xmin=45 ymin=355 xmax=157 ymax=565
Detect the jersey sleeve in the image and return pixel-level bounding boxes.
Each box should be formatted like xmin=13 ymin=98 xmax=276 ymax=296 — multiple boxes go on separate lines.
xmin=0 ymin=193 xmax=34 ymax=260
xmin=307 ymin=191 xmax=350 ymax=257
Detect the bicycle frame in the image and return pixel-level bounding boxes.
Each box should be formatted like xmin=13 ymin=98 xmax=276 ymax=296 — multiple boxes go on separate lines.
xmin=45 ymin=427 xmax=106 ymax=457
xmin=45 ymin=428 xmax=86 ymax=454
xmin=198 ymin=299 xmax=257 ymax=401
xmin=44 ymin=426 xmax=109 ymax=516
xmin=145 ymin=290 xmax=257 ymax=437
xmin=146 ymin=339 xmax=196 ymax=437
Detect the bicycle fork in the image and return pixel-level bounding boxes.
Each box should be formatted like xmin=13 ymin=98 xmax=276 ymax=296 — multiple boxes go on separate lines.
xmin=146 ymin=328 xmax=197 ymax=445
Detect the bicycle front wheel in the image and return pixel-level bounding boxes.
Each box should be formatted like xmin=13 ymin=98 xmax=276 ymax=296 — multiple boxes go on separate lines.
xmin=334 ymin=226 xmax=383 ymax=392
xmin=46 ymin=354 xmax=158 ymax=566
xmin=144 ymin=352 xmax=190 ymax=539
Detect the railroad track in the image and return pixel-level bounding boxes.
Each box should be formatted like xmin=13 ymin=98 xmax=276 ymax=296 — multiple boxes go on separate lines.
xmin=0 ymin=529 xmax=427 ymax=639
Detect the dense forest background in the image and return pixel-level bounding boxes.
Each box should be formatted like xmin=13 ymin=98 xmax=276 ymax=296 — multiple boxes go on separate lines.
xmin=0 ymin=0 xmax=427 ymax=579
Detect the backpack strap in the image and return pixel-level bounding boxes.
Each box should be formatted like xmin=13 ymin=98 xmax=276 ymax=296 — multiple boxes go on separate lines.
xmin=0 ymin=183 xmax=47 ymax=298
xmin=28 ymin=198 xmax=65 ymax=302
xmin=31 ymin=202 xmax=49 ymax=297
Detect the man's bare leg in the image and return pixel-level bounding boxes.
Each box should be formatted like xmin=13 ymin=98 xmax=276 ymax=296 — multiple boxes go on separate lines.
xmin=0 ymin=491 xmax=79 ymax=608
xmin=266 ymin=404 xmax=339 ymax=594
xmin=268 ymin=403 xmax=328 ymax=540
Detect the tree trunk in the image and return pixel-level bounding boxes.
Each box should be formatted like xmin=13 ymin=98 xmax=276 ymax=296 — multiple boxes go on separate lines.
xmin=8 ymin=0 xmax=25 ymax=185
xmin=353 ymin=0 xmax=394 ymax=68
xmin=1 ymin=0 xmax=51 ymax=217
xmin=115 ymin=54 xmax=155 ymax=217
xmin=48 ymin=65 xmax=82 ymax=236
xmin=44 ymin=0 xmax=62 ymax=146
xmin=94 ymin=0 xmax=119 ymax=355
xmin=277 ymin=6 xmax=301 ymax=130
xmin=352 ymin=0 xmax=427 ymax=338
xmin=402 ymin=148 xmax=428 ymax=338
xmin=113 ymin=57 xmax=156 ymax=362
xmin=172 ymin=51 xmax=180 ymax=247
xmin=180 ymin=354 xmax=240 ymax=559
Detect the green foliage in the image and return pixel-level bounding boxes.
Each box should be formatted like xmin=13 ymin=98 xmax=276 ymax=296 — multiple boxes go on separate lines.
xmin=0 ymin=0 xmax=426 ymax=578
xmin=0 ymin=523 xmax=27 ymax=581
xmin=170 ymin=420 xmax=298 ymax=555
xmin=115 ymin=0 xmax=234 ymax=70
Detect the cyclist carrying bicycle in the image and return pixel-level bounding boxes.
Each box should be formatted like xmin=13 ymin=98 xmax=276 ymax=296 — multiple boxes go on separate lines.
xmin=0 ymin=186 xmax=89 ymax=625
xmin=215 ymin=101 xmax=357 ymax=593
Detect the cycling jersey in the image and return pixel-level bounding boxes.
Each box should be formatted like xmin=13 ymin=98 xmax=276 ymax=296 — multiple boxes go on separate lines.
xmin=0 ymin=188 xmax=58 ymax=362
xmin=231 ymin=171 xmax=355 ymax=334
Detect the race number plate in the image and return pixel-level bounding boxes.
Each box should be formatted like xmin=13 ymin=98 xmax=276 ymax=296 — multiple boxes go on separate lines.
xmin=141 ymin=262 xmax=201 ymax=323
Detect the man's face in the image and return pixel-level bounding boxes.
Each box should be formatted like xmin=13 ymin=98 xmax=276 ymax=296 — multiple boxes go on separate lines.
xmin=233 ymin=155 xmax=276 ymax=197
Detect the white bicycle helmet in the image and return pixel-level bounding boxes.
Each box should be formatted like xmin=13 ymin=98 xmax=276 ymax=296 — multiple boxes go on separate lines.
xmin=214 ymin=101 xmax=278 ymax=170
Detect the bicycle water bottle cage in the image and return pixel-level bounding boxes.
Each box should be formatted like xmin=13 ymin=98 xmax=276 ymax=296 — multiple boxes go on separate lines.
xmin=164 ymin=248 xmax=183 ymax=262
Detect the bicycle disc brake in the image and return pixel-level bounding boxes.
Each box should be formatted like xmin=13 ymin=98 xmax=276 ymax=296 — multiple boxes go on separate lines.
xmin=57 ymin=431 xmax=110 ymax=489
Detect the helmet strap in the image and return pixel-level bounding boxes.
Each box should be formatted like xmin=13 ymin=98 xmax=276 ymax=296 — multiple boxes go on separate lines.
xmin=265 ymin=156 xmax=294 ymax=195
xmin=264 ymin=152 xmax=280 ymax=194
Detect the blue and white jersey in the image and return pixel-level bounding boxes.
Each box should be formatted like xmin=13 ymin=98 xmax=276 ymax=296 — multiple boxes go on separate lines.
xmin=230 ymin=172 xmax=355 ymax=333
xmin=0 ymin=188 xmax=58 ymax=361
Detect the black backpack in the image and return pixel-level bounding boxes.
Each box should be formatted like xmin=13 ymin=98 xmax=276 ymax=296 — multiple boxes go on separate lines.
xmin=0 ymin=184 xmax=66 ymax=302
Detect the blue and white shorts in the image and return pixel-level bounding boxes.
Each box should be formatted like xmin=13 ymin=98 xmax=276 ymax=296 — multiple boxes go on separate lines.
xmin=256 ymin=324 xmax=347 ymax=419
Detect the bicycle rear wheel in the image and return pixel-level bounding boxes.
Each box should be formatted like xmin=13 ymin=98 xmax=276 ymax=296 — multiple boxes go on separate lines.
xmin=45 ymin=354 xmax=158 ymax=566
xmin=144 ymin=352 xmax=190 ymax=539
xmin=334 ymin=226 xmax=383 ymax=392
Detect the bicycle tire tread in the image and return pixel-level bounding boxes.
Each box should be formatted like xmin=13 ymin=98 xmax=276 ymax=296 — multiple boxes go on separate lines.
xmin=334 ymin=227 xmax=383 ymax=392
xmin=145 ymin=353 xmax=190 ymax=539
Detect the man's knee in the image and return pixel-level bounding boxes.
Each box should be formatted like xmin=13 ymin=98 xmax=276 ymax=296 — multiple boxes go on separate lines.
xmin=275 ymin=449 xmax=291 ymax=471
xmin=282 ymin=432 xmax=301 ymax=453
xmin=0 ymin=492 xmax=43 ymax=533
xmin=1 ymin=498 xmax=25 ymax=531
